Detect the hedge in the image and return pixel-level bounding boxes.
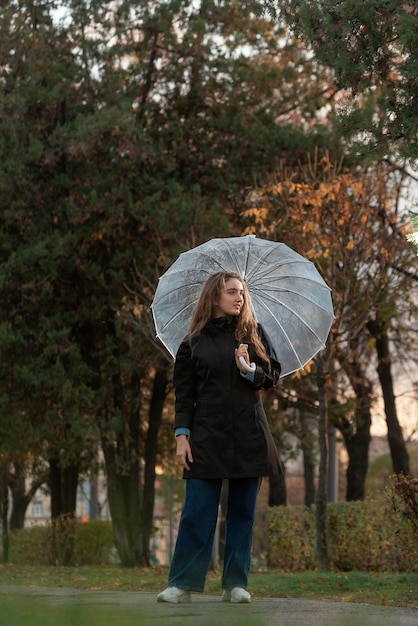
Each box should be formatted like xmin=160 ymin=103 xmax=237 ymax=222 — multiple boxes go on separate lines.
xmin=4 ymin=495 xmax=418 ymax=571
xmin=268 ymin=498 xmax=418 ymax=572
xmin=7 ymin=520 xmax=116 ymax=566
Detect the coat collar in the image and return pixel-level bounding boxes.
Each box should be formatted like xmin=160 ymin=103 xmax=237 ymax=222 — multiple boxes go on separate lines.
xmin=204 ymin=315 xmax=237 ymax=335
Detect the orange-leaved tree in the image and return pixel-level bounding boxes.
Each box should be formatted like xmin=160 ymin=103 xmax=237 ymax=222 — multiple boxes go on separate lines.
xmin=242 ymin=152 xmax=415 ymax=500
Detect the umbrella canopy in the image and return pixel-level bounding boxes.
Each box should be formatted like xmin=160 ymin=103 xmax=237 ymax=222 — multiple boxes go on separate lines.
xmin=151 ymin=235 xmax=334 ymax=377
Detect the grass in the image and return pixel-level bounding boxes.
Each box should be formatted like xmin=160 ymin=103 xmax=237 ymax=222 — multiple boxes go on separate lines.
xmin=1 ymin=564 xmax=418 ymax=608
xmin=1 ymin=565 xmax=417 ymax=626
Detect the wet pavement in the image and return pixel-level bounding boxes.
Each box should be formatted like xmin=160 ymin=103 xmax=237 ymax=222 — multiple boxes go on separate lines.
xmin=0 ymin=586 xmax=417 ymax=626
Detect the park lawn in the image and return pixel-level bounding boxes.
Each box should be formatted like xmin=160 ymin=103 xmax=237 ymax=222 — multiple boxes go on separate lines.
xmin=0 ymin=565 xmax=417 ymax=608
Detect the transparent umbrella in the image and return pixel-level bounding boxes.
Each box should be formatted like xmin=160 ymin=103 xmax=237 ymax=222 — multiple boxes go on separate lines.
xmin=151 ymin=235 xmax=334 ymax=377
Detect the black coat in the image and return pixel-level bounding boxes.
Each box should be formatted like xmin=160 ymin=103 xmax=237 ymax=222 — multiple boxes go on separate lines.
xmin=173 ymin=315 xmax=281 ymax=479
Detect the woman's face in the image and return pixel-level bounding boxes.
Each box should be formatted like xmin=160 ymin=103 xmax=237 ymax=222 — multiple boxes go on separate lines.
xmin=213 ymin=278 xmax=244 ymax=318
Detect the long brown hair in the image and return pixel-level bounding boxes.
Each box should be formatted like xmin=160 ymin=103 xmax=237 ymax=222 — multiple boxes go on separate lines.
xmin=188 ymin=271 xmax=270 ymax=365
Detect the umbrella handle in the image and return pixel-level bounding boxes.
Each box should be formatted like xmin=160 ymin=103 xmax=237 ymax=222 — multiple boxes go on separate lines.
xmin=239 ymin=356 xmax=256 ymax=373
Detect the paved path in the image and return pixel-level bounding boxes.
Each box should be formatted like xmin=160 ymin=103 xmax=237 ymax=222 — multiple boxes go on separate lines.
xmin=0 ymin=586 xmax=417 ymax=626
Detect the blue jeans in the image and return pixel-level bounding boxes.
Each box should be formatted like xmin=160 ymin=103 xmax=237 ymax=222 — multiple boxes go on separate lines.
xmin=168 ymin=477 xmax=260 ymax=592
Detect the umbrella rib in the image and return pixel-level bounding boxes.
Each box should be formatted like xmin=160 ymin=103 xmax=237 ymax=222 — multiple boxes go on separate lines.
xmin=283 ymin=341 xmax=328 ymax=378
xmin=259 ymin=290 xmax=333 ymax=338
xmin=255 ymin=298 xmax=305 ymax=369
xmin=220 ymin=238 xmax=250 ymax=276
xmin=251 ymin=269 xmax=329 ymax=291
xmin=246 ymin=253 xmax=312 ymax=283
xmin=152 ymin=298 xmax=198 ymax=334
xmin=252 ymin=284 xmax=334 ymax=319
xmin=255 ymin=295 xmax=330 ymax=369
xmin=152 ymin=271 xmax=214 ymax=302
xmin=181 ymin=249 xmax=235 ymax=270
xmin=243 ymin=241 xmax=279 ymax=281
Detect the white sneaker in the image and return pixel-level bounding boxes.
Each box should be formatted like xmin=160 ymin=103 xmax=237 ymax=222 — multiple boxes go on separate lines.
xmin=157 ymin=586 xmax=192 ymax=603
xmin=222 ymin=587 xmax=251 ymax=603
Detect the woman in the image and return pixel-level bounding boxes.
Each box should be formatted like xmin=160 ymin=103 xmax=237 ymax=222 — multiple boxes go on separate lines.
xmin=157 ymin=271 xmax=281 ymax=604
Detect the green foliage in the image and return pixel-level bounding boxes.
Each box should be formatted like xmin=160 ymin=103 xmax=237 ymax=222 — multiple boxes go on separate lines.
xmin=73 ymin=521 xmax=116 ymax=566
xmin=7 ymin=521 xmax=115 ymax=567
xmin=268 ymin=503 xmax=316 ymax=570
xmin=273 ymin=0 xmax=418 ymax=163
xmin=8 ymin=526 xmax=51 ymax=566
xmin=0 ymin=0 xmax=341 ymax=565
xmin=268 ymin=498 xmax=418 ymax=572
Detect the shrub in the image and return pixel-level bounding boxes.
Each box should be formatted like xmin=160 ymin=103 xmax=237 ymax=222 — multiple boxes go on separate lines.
xmin=268 ymin=497 xmax=418 ymax=572
xmin=8 ymin=525 xmax=52 ymax=566
xmin=267 ymin=504 xmax=315 ymax=571
xmin=74 ymin=521 xmax=116 ymax=565
xmin=387 ymin=474 xmax=418 ymax=536
xmin=8 ymin=520 xmax=116 ymax=566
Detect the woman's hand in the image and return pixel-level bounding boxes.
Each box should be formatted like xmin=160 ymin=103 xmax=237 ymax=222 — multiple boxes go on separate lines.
xmin=235 ymin=343 xmax=250 ymax=373
xmin=176 ymin=434 xmax=193 ymax=470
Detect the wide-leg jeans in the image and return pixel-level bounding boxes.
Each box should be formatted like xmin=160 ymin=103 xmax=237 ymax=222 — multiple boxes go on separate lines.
xmin=168 ymin=477 xmax=260 ymax=592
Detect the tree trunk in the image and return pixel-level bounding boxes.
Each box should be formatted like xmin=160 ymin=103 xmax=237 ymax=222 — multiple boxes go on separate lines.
xmin=142 ymin=366 xmax=168 ymax=564
xmin=100 ymin=368 xmax=145 ymax=567
xmin=315 ymin=355 xmax=329 ymax=571
xmin=48 ymin=456 xmax=79 ymax=566
xmin=89 ymin=440 xmax=99 ymax=521
xmin=104 ymin=458 xmax=144 ymax=566
xmin=89 ymin=474 xmax=99 ymax=521
xmin=303 ymin=448 xmax=316 ymax=507
xmin=268 ymin=473 xmax=287 ymax=507
xmin=92 ymin=308 xmax=147 ymax=567
xmin=339 ymin=382 xmax=372 ymax=501
xmin=8 ymin=463 xmax=30 ymax=530
xmin=8 ymin=462 xmax=47 ymax=530
xmin=49 ymin=456 xmax=62 ymax=519
xmin=367 ymin=318 xmax=410 ymax=475
xmin=62 ymin=464 xmax=79 ymax=515
xmin=49 ymin=456 xmax=79 ymax=519
xmin=300 ymin=412 xmax=316 ymax=507
xmin=1 ymin=466 xmax=9 ymax=563
xmin=335 ymin=346 xmax=372 ymax=500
